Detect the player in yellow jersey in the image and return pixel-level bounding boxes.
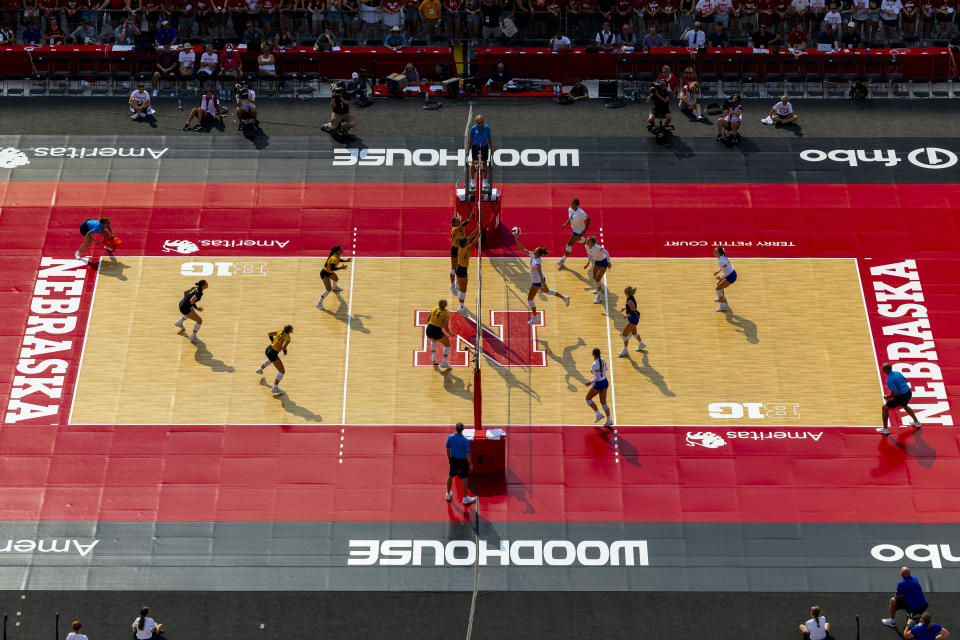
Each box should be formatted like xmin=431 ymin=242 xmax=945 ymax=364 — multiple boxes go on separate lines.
xmin=174 ymin=279 xmax=208 ymax=343
xmin=454 ymin=228 xmax=481 ymax=317
xmin=317 ymin=245 xmax=351 ymax=310
xmin=256 ymin=324 xmax=293 ymax=394
xmin=425 ymin=299 xmax=453 ymax=369
xmin=448 ymin=212 xmax=474 ymax=294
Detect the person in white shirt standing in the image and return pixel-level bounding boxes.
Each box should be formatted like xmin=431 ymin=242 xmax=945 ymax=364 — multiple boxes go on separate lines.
xmin=549 ymin=30 xmax=571 ymax=49
xmin=65 ymin=620 xmax=89 ymax=640
xmin=556 ymin=198 xmax=590 ymax=267
xmin=585 ymin=347 xmax=613 ymax=428
xmin=583 ymin=235 xmax=611 ymax=304
xmin=513 ymin=229 xmax=570 ymax=326
xmin=183 ymin=88 xmax=222 ymax=130
xmin=132 ymin=606 xmax=163 ymax=640
xmin=798 ymin=605 xmax=831 ymax=640
xmin=823 ymin=1 xmax=843 ymax=30
xmin=712 ymin=245 xmax=737 ymax=311
xmin=128 ymin=84 xmax=156 ymax=119
xmin=879 ymin=0 xmax=902 ymax=36
xmin=762 ymin=94 xmax=798 ymax=124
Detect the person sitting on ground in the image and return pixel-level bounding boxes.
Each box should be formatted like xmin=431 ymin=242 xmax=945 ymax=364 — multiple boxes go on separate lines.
xmin=218 ymin=43 xmax=241 ymax=89
xmin=132 ymin=607 xmax=163 ymax=640
xmin=679 ymin=80 xmax=704 ymax=120
xmin=817 ymin=22 xmax=839 ymax=48
xmin=183 ymin=88 xmax=222 ymax=130
xmin=715 ymin=92 xmax=743 ymax=141
xmin=384 ymin=24 xmax=406 ymax=48
xmin=841 ymin=20 xmax=862 ymax=47
xmin=549 ymin=29 xmax=571 ymax=49
xmin=849 ymin=77 xmax=868 ymax=98
xmin=235 ymin=81 xmax=258 ymax=128
xmin=347 ymin=70 xmax=367 ymax=99
xmin=762 ymin=94 xmax=798 ymax=124
xmin=884 ymin=566 xmax=928 ymax=628
xmin=708 ymin=22 xmax=728 ymax=46
xmin=596 ymin=20 xmax=617 ymax=49
xmin=402 ymin=62 xmax=420 ymax=84
xmin=904 ymin=611 xmax=950 ymax=640
xmin=798 ymin=605 xmax=831 ymax=640
xmin=68 ymin=19 xmax=97 ymax=43
xmin=65 ymin=620 xmax=88 ymax=640
xmin=656 ymin=63 xmax=680 ymax=95
xmin=568 ymin=78 xmax=589 ymax=100
xmin=129 ymin=83 xmax=155 ymax=119
xmin=315 ymin=26 xmax=338 ymax=47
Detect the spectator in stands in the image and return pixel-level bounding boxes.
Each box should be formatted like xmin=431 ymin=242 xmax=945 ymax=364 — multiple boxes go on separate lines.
xmin=197 ymin=42 xmax=218 ymax=86
xmin=774 ymin=0 xmax=790 ymax=30
xmin=183 ymin=87 xmax=222 ymax=129
xmin=808 ymin=0 xmax=826 ymax=30
xmin=762 ymin=94 xmax=798 ymax=124
xmin=596 ymin=19 xmax=617 ymax=46
xmin=715 ymin=0 xmax=734 ymax=27
xmin=656 ymin=63 xmax=679 ymax=94
xmin=478 ymin=0 xmax=501 ymax=44
xmin=883 ymin=567 xmax=928 ymax=629
xmin=444 ymin=0 xmax=462 ymax=41
xmin=681 ymin=65 xmax=697 ymax=83
xmin=45 ymin=18 xmax=66 ymax=43
xmin=315 ymin=25 xmax=337 ymax=46
xmin=904 ymin=612 xmax=949 ymax=640
xmin=0 ymin=26 xmax=13 ymax=45
xmin=382 ymin=0 xmax=404 ymax=34
xmin=708 ymin=21 xmax=727 ymax=43
xmin=789 ymin=0 xmax=809 ymax=33
xmin=357 ymin=0 xmax=378 ymax=41
xmin=403 ymin=61 xmax=420 ymax=82
xmin=196 ymin=0 xmax=213 ymax=37
xmin=260 ymin=0 xmax=278 ymax=35
xmin=179 ymin=42 xmax=197 ymax=88
xmin=257 ymin=43 xmax=276 ymax=88
xmin=152 ymin=42 xmax=177 ymax=94
xmin=934 ymin=0 xmax=951 ymax=37
xmin=679 ymin=80 xmax=705 ymax=119
xmin=347 ymin=69 xmax=367 ymax=98
xmin=618 ymin=22 xmax=636 ymax=43
xmin=879 ymin=0 xmax=901 ymax=37
xmin=549 ymin=29 xmax=572 ymax=48
xmin=568 ymin=78 xmax=589 ymax=99
xmin=132 ymin=607 xmax=163 ymax=640
xmin=428 ymin=60 xmax=449 ymax=80
xmin=841 ymin=19 xmax=861 ymax=44
xmin=114 ymin=15 xmax=140 ymax=43
xmin=900 ymin=0 xmax=917 ymax=35
xmin=613 ymin=0 xmax=632 ymax=28
xmin=384 ymin=22 xmax=405 ymax=45
xmin=180 ymin=1 xmax=197 ymax=38
xmin=242 ymin=20 xmax=264 ymax=43
xmin=486 ymin=59 xmax=512 ymax=85
xmin=65 ymin=620 xmax=88 ymax=640
xmin=276 ymin=24 xmax=294 ymax=46
xmin=851 ymin=0 xmax=869 ymax=31
xmin=752 ymin=22 xmax=780 ymax=44
xmin=823 ymin=1 xmax=843 ymax=30
xmin=758 ymin=0 xmax=776 ymax=32
xmin=464 ymin=0 xmax=481 ymax=42
xmin=787 ymin=20 xmax=808 ymax=45
xmin=129 ymin=82 xmax=155 ymax=118
xmin=643 ymin=24 xmax=665 ymax=46
xmin=219 ymin=42 xmax=240 ymax=87
xmin=342 ymin=0 xmax=361 ymax=39
xmin=154 ymin=18 xmax=176 ymax=42
xmin=23 ymin=19 xmax=42 ymax=42
xmin=681 ymin=21 xmax=706 ymax=45
xmin=797 ymin=605 xmax=830 ymax=640
xmin=817 ymin=21 xmax=838 ymax=46
xmin=69 ymin=19 xmax=98 ymax=42
xmin=694 ymin=0 xmax=716 ymax=25
xmin=740 ymin=0 xmax=759 ymax=35
xmin=312 ymin=0 xmax=331 ymax=38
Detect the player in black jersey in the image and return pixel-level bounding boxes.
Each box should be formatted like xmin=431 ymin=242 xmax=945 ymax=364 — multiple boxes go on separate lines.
xmin=174 ymin=280 xmax=208 ymax=343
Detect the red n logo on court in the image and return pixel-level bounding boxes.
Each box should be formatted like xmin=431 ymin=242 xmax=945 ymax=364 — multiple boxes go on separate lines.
xmin=414 ymin=311 xmax=546 ymax=367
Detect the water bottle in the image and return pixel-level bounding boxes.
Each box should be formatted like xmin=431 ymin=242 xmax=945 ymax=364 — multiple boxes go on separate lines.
xmin=177 ymin=97 xmax=182 ymax=110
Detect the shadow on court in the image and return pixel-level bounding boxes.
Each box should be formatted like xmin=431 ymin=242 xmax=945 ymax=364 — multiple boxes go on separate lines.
xmin=723 ymin=306 xmax=759 ymax=344
xmin=488 ymin=362 xmax=541 ymax=403
xmin=559 ymin=262 xmax=598 ymax=292
xmin=873 ymin=429 xmax=936 ymax=475
xmin=259 ymin=379 xmax=323 ymax=422
xmin=439 ymin=368 xmax=474 ymax=400
xmin=540 ymin=337 xmax=587 ymax=392
xmin=624 ymin=350 xmax=674 ymax=397
xmin=324 ymin=293 xmax=372 ymax=334
xmin=596 ymin=428 xmax=642 ymax=469
xmin=97 ymin=257 xmax=131 ymax=281
xmin=190 ymin=339 xmax=236 ymax=373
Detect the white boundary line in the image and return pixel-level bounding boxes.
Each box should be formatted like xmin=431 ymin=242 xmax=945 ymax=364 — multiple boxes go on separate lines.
xmin=108 ymin=255 xmax=853 ymax=260
xmin=66 ymin=259 xmax=102 ymax=427
xmin=340 ymin=228 xmax=357 ymax=430
xmin=854 ymin=257 xmax=885 ymax=392
xmin=64 ymin=421 xmax=880 ymax=428
xmin=599 ymin=227 xmax=618 ymax=432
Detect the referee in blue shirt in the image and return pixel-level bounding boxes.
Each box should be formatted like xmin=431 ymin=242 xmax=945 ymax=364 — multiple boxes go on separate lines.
xmin=445 ymin=422 xmax=477 ymax=506
xmin=466 ymin=114 xmax=493 ymax=190
xmin=876 ymin=362 xmax=922 ymax=435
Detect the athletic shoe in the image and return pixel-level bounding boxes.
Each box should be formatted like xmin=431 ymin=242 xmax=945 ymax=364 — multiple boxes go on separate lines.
xmin=636 ymin=342 xmax=646 ymax=350
xmin=912 ymin=422 xmax=922 ymax=430
xmin=715 ymin=303 xmax=728 ymax=311
xmin=174 ymin=320 xmax=184 ymax=328
xmin=594 ymin=413 xmax=604 ymax=423
xmin=189 ymin=334 xmax=200 ymax=343
xmin=882 ymin=619 xmax=896 ymax=628
xmin=431 ymin=358 xmax=438 ymax=366
xmin=603 ymin=418 xmax=613 ymax=428
xmin=332 ymin=285 xmax=343 ymax=292
xmin=316 ymin=301 xmax=324 ymax=310
xmin=320 ymin=124 xmax=330 ymax=132
xmin=271 ymin=385 xmax=283 ymax=394
xmin=618 ymin=348 xmax=628 ymax=357
xmin=440 ymin=360 xmax=450 ymax=369
xmin=183 ymin=124 xmax=191 ymax=131
xmin=256 ymin=368 xmax=263 ymax=374
xmin=74 ymin=251 xmax=81 ymax=260
xmin=237 ymin=121 xmax=243 ymax=131
xmin=556 ymin=257 xmax=566 ymax=267
xmin=528 ymin=317 xmax=538 ymax=325
xmin=563 ymin=296 xmax=570 ymax=307
xmin=131 ymin=113 xmax=139 ymax=120
xmin=147 ymin=107 xmax=156 ymax=115
xmin=458 ymin=307 xmax=468 ymax=317
xmin=449 ymin=284 xmax=457 ymax=294
xmin=152 ymin=89 xmax=158 ymax=97
xmin=876 ymin=427 xmax=890 ymax=435
xmin=593 ymin=295 xmax=602 ymax=304
xmin=463 ymin=496 xmax=476 ymax=505
xmin=445 ymin=492 xmax=453 ymax=501
xmin=714 ymin=297 xmax=721 ymax=302
xmin=192 ymin=124 xmax=203 ymax=131
xmin=715 ymin=134 xmax=723 ymax=142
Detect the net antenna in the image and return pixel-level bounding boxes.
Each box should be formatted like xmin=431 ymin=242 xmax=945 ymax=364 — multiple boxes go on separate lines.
xmin=473 ymin=160 xmax=484 ymax=431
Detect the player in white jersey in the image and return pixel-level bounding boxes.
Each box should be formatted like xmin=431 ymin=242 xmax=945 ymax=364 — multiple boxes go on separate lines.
xmin=585 ymin=347 xmax=613 ymax=428
xmin=583 ymin=236 xmax=611 ymax=304
xmin=712 ymin=246 xmax=737 ymax=311
xmin=556 ymin=198 xmax=590 ymax=267
xmin=513 ymin=228 xmax=570 ymax=325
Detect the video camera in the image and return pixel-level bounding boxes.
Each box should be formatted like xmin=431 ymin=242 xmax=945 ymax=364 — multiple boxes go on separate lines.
xmin=331 ymin=81 xmax=346 ymax=95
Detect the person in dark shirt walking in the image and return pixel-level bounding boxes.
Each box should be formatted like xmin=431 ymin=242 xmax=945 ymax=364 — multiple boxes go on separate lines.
xmin=445 ymin=422 xmax=477 ymax=506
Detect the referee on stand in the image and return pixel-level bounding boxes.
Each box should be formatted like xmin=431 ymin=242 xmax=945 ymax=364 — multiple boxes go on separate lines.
xmin=445 ymin=422 xmax=477 ymax=506
xmin=465 ymin=114 xmax=492 ymax=191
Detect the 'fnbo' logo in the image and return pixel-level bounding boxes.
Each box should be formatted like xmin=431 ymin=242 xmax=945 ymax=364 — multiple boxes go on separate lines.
xmin=163 ymin=240 xmax=200 ymax=254
xmin=0 ymin=147 xmax=30 ymax=169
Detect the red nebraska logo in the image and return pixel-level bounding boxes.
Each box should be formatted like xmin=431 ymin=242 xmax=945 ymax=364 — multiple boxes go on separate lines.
xmin=414 ymin=310 xmax=546 ymax=367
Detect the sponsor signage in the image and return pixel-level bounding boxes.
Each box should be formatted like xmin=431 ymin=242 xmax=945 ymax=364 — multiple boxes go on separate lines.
xmin=348 ymin=539 xmax=648 ymax=567
xmin=0 ymin=147 xmax=170 ymax=167
xmin=333 ymin=147 xmax=579 ymax=168
xmin=800 ymin=147 xmax=958 ymax=170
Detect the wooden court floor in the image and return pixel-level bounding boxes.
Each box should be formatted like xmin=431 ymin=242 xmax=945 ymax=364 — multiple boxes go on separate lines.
xmin=70 ymin=257 xmax=879 ymax=427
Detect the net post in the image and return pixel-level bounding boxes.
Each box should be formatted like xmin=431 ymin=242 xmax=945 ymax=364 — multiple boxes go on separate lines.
xmin=473 ymin=163 xmax=483 ymax=431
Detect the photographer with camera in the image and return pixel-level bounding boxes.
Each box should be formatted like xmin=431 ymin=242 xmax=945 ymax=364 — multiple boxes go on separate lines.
xmin=647 ymin=79 xmax=672 ymax=131
xmin=715 ymin=92 xmax=743 ymax=143
xmin=235 ymin=81 xmax=258 ymax=130
xmin=321 ymin=81 xmax=356 ymax=137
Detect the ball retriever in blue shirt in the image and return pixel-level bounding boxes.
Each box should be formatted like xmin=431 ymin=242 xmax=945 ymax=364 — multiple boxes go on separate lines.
xmin=445 ymin=423 xmax=477 ymax=506
xmin=876 ymin=362 xmax=922 ymax=435
xmin=882 ymin=567 xmax=928 ymax=628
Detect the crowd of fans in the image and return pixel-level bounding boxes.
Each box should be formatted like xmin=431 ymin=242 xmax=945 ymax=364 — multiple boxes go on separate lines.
xmin=0 ymin=0 xmax=958 ymax=48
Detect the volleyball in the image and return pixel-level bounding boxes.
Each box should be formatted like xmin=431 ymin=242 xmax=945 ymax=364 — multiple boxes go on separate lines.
xmin=511 ymin=226 xmax=521 ymax=236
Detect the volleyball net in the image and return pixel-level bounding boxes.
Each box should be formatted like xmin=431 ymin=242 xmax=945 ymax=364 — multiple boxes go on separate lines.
xmin=473 ymin=162 xmax=484 ymax=431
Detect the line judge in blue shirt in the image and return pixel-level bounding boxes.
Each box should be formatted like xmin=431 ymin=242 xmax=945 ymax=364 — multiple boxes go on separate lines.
xmin=465 ymin=114 xmax=493 ymax=186
xmin=445 ymin=422 xmax=477 ymax=506
xmin=883 ymin=566 xmax=928 ymax=628
xmin=876 ymin=362 xmax=922 ymax=435
xmin=904 ymin=612 xmax=950 ymax=640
